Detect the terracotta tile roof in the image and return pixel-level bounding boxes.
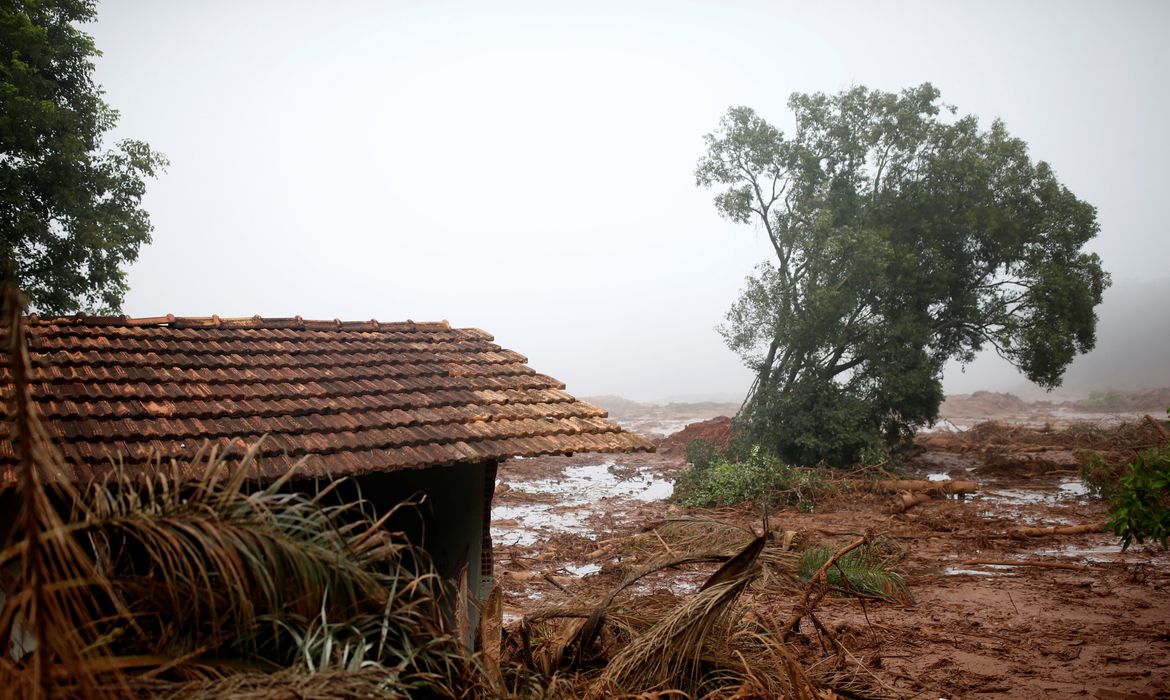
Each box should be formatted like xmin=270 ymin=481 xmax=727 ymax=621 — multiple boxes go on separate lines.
xmin=1 ymin=315 xmax=653 ymax=484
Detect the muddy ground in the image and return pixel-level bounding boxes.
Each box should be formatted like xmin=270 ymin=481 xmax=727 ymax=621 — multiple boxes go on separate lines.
xmin=491 ymin=397 xmax=1170 ymax=699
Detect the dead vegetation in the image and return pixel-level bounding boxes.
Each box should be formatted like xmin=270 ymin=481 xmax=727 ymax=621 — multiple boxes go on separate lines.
xmin=919 ymin=417 xmax=1168 ymax=462
xmin=490 ymin=517 xmax=911 ymax=699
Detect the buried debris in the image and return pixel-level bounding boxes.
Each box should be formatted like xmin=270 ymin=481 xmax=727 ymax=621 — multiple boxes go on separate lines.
xmin=1009 ymin=521 xmax=1108 ymax=539
xmin=873 ymin=479 xmax=978 ymax=513
xmin=858 ymin=478 xmax=979 ymax=495
xmin=501 ymin=519 xmax=903 ymax=697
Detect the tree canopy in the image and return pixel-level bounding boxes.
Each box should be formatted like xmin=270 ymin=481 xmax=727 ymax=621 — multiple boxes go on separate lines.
xmin=1 ymin=0 xmax=165 ymax=315
xmin=696 ymin=84 xmax=1109 ymax=465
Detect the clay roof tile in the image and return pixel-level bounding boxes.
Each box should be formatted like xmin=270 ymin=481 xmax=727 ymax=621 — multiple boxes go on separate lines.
xmin=4 ymin=315 xmax=653 ymax=485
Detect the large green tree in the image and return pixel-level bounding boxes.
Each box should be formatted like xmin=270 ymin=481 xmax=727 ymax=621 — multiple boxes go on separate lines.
xmin=1 ymin=0 xmax=165 ymax=314
xmin=697 ymin=84 xmax=1108 ymax=465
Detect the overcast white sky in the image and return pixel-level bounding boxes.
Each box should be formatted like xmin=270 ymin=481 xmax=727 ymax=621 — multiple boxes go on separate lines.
xmin=89 ymin=0 xmax=1170 ymax=403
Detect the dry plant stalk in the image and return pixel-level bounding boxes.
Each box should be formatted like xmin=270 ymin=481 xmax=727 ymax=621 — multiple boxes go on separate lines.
xmin=0 ymin=286 xmax=128 ymax=699
xmin=594 ymin=575 xmax=754 ymax=696
xmin=780 ymin=534 xmax=870 ymax=641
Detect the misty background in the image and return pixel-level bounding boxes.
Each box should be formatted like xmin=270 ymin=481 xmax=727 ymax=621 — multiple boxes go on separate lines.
xmin=88 ymin=0 xmax=1169 ymax=403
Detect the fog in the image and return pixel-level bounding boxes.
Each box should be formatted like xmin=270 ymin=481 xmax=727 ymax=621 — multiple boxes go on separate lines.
xmin=89 ymin=0 xmax=1170 ymax=403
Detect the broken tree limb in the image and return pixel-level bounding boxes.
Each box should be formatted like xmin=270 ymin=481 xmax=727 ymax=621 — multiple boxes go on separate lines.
xmin=886 ymin=492 xmax=936 ymax=513
xmin=781 ymin=534 xmax=870 ymax=641
xmin=1008 ymin=521 xmax=1107 ymax=539
xmin=881 ymin=479 xmax=979 ymax=513
xmin=583 ymin=538 xmax=626 ymax=561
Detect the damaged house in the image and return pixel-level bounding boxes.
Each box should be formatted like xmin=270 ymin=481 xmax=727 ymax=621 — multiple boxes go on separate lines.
xmin=0 ymin=314 xmax=653 ymax=634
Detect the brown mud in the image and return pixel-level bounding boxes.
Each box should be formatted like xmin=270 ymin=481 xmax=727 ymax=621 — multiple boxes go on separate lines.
xmin=492 ymin=396 xmax=1170 ymax=699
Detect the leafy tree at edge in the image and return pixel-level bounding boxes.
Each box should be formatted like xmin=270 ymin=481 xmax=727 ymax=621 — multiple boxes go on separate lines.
xmin=1 ymin=0 xmax=166 ymax=314
xmin=696 ymin=84 xmax=1108 ymax=465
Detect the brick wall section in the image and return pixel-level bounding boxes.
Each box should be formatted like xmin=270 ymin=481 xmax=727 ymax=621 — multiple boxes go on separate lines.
xmin=481 ymin=460 xmax=498 ymax=579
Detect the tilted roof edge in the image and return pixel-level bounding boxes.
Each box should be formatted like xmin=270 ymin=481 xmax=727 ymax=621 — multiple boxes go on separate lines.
xmin=24 ymin=314 xmax=484 ymax=336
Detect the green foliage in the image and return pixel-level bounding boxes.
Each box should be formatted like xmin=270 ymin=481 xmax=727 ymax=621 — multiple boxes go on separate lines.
xmin=742 ymin=376 xmax=883 ymax=467
xmin=1107 ymin=439 xmax=1170 ymax=551
xmin=685 ymin=437 xmax=722 ymax=471
xmin=797 ymin=538 xmax=911 ymax=603
xmin=1 ymin=0 xmax=166 ymax=314
xmin=1076 ymin=449 xmax=1117 ymax=498
xmin=672 ymin=446 xmax=832 ymax=511
xmin=697 ymin=84 xmax=1108 ymax=465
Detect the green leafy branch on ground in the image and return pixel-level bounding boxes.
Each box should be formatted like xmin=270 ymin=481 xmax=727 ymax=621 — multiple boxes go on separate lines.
xmin=672 ymin=443 xmax=835 ymax=511
xmin=1107 ymin=411 xmax=1170 ymax=550
xmin=797 ymin=537 xmax=912 ymax=604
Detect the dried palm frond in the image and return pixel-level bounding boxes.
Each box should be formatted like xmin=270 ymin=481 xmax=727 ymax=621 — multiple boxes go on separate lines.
xmin=128 ymin=666 xmax=413 ymax=700
xmin=72 ymin=451 xmax=467 ymax=687
xmin=643 ymin=518 xmax=802 ymax=591
xmin=594 ymin=574 xmax=753 ymax=696
xmin=0 ymin=286 xmax=130 ymax=699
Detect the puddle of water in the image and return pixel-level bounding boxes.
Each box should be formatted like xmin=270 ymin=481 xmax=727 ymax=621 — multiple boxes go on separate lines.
xmin=976 ymin=478 xmax=1089 ymax=508
xmin=565 ymin=563 xmax=601 ymax=577
xmin=507 ymin=462 xmax=671 ymax=503
xmin=493 ymin=461 xmax=674 ymax=546
xmin=1030 ymin=543 xmax=1141 ymax=563
xmin=943 ymin=566 xmax=1015 ymax=576
xmin=492 ymin=504 xmax=591 ymax=546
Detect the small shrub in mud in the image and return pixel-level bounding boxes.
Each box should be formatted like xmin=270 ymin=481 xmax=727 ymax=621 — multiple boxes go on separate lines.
xmin=1077 ymin=449 xmax=1119 ymax=498
xmin=1108 ymin=440 xmax=1170 ymax=550
xmin=685 ymin=437 xmax=723 ymax=471
xmin=672 ymin=446 xmax=833 ymax=511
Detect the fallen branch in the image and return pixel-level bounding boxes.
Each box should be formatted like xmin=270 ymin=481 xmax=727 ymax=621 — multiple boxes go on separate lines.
xmin=1008 ymin=521 xmax=1106 ymax=539
xmin=780 ymin=534 xmax=869 ymax=641
xmin=960 ymin=559 xmax=1106 ymax=572
xmin=886 ymin=492 xmax=935 ymax=513
xmin=584 ymin=538 xmax=625 ymax=561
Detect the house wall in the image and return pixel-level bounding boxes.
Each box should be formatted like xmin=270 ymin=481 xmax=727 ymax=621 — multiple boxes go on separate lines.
xmin=340 ymin=460 xmax=498 ymax=645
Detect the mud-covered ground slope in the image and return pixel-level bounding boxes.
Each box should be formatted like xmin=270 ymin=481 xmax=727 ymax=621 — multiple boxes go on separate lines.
xmin=491 ymin=400 xmax=1170 ymax=699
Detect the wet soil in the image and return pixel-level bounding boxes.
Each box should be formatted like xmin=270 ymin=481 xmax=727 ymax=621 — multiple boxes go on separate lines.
xmin=491 ymin=401 xmax=1170 ymax=699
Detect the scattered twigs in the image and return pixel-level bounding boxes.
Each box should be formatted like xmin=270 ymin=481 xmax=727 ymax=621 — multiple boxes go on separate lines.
xmin=1145 ymin=414 xmax=1170 ymax=441
xmin=780 ymin=534 xmax=869 ymax=641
